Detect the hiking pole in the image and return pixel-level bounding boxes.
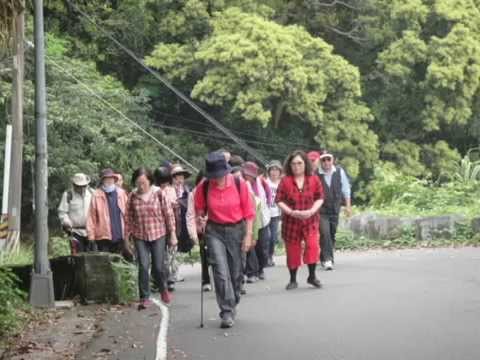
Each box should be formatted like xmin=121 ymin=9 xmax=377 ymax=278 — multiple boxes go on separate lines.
xmin=200 ymin=239 xmax=205 ymax=328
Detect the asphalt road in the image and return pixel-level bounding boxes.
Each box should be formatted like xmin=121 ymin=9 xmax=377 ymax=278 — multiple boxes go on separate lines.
xmin=167 ymin=247 xmax=480 ymax=360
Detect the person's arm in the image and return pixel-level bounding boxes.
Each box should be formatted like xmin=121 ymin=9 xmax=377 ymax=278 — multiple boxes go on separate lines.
xmin=340 ymin=168 xmax=352 ymax=217
xmin=194 ymin=180 xmax=207 ymax=218
xmin=160 ymin=191 xmax=177 ymax=246
xmin=86 ymin=195 xmax=97 ymax=241
xmin=58 ymin=192 xmax=72 ymax=231
xmin=239 ymin=180 xmax=255 ymax=251
xmin=186 ymin=191 xmax=199 ymax=244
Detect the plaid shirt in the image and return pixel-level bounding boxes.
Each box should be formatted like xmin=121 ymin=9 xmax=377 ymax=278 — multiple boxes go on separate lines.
xmin=275 ymin=175 xmax=324 ymax=242
xmin=125 ymin=189 xmax=176 ymax=241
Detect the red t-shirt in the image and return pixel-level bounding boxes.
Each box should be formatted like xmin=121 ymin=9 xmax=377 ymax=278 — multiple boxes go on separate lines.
xmin=275 ymin=175 xmax=324 ymax=242
xmin=194 ymin=175 xmax=255 ymax=224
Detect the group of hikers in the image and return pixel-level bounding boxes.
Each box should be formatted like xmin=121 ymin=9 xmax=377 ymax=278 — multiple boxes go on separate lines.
xmin=58 ymin=148 xmax=351 ymax=329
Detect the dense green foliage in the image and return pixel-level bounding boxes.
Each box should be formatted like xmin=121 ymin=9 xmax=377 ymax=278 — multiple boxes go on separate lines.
xmin=0 ymin=267 xmax=27 ymax=338
xmin=1 ymin=0 xmax=480 ymax=230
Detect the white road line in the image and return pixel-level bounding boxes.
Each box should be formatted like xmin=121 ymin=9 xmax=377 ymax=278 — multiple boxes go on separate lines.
xmin=152 ymin=298 xmax=169 ymax=360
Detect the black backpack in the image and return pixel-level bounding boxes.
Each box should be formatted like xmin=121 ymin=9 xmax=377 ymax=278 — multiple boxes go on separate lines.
xmin=177 ymin=186 xmax=195 ymax=253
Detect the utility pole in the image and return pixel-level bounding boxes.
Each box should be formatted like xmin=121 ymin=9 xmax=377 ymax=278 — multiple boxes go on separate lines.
xmin=30 ymin=0 xmax=54 ymax=308
xmin=6 ymin=0 xmax=25 ymax=254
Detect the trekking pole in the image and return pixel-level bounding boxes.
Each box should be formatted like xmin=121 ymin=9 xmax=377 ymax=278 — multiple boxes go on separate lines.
xmin=200 ymin=240 xmax=205 ymax=328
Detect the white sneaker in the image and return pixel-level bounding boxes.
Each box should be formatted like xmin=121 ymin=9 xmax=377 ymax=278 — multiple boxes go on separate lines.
xmin=202 ymin=284 xmax=212 ymax=292
xmin=324 ymin=260 xmax=333 ymax=271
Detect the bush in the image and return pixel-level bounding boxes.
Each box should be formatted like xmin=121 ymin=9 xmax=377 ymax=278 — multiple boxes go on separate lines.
xmin=0 ymin=267 xmax=28 ymax=338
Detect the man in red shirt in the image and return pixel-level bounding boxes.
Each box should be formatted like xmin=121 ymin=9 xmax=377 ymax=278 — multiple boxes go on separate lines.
xmin=195 ymin=152 xmax=255 ymax=329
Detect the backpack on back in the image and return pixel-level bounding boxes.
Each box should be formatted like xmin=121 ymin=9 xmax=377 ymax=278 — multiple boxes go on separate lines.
xmin=177 ymin=186 xmax=195 ymax=253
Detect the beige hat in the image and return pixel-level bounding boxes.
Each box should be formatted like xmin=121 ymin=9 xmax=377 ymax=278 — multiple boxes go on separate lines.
xmin=71 ymin=173 xmax=91 ymax=186
xmin=170 ymin=164 xmax=192 ymax=179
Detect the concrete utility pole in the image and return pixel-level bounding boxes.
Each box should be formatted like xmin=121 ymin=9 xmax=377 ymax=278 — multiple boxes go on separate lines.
xmin=6 ymin=0 xmax=25 ymax=254
xmin=30 ymin=0 xmax=54 ymax=308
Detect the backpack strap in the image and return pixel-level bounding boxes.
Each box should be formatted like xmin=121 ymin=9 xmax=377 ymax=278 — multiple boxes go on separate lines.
xmin=203 ymin=176 xmax=241 ymax=213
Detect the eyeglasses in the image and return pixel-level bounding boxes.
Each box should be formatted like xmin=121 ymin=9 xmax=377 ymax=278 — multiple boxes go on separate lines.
xmin=321 ymin=157 xmax=332 ymax=162
xmin=291 ymin=161 xmax=304 ymax=166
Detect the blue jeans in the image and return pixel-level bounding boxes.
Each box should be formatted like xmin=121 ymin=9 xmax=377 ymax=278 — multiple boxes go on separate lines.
xmin=135 ymin=237 xmax=167 ymax=299
xmin=268 ymin=216 xmax=281 ymax=258
xmin=205 ymin=221 xmax=245 ymax=318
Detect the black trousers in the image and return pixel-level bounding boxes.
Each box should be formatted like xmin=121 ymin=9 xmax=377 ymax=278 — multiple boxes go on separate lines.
xmin=320 ymin=212 xmax=339 ymax=263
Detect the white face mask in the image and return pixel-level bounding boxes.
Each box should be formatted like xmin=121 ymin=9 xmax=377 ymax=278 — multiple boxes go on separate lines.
xmin=102 ymin=184 xmax=116 ymax=193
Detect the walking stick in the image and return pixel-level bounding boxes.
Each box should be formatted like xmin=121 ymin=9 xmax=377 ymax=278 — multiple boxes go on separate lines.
xmin=200 ymin=238 xmax=205 ymax=328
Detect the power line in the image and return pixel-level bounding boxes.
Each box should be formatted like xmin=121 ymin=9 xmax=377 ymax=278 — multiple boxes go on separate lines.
xmin=66 ymin=0 xmax=267 ymax=165
xmin=45 ymin=54 xmax=199 ymax=172
xmin=156 ymin=111 xmax=309 ymax=147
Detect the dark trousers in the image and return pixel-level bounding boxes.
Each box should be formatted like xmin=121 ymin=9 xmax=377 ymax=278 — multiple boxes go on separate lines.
xmin=245 ymin=248 xmax=259 ymax=277
xmin=96 ymin=240 xmax=122 ymax=254
xmin=205 ymin=221 xmax=245 ymax=318
xmin=135 ymin=237 xmax=167 ymax=299
xmin=70 ymin=233 xmax=96 ymax=254
xmin=268 ymin=216 xmax=281 ymax=258
xmin=199 ymin=235 xmax=211 ymax=286
xmin=320 ymin=213 xmax=339 ymax=263
xmin=255 ymin=226 xmax=270 ymax=274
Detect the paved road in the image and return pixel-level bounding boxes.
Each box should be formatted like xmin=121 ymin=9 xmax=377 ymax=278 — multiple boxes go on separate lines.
xmin=167 ymin=248 xmax=480 ymax=360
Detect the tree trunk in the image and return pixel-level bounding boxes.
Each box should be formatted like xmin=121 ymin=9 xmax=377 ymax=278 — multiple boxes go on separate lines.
xmin=273 ymin=101 xmax=285 ymax=129
xmin=6 ymin=2 xmax=24 ymax=254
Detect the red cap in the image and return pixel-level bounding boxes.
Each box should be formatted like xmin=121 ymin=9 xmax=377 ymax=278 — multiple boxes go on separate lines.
xmin=307 ymin=151 xmax=321 ymax=162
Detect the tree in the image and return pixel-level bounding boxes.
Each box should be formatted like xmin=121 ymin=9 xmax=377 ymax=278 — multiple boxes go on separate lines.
xmin=0 ymin=34 xmax=206 ymax=230
xmin=146 ymin=8 xmax=378 ymax=176
xmin=362 ymin=0 xmax=480 ymax=175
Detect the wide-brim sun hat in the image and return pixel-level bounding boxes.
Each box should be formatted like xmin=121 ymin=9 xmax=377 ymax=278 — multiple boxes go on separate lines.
xmin=71 ymin=173 xmax=91 ymax=186
xmin=266 ymin=160 xmax=282 ymax=172
xmin=170 ymin=164 xmax=192 ymax=179
xmin=205 ymin=152 xmax=232 ymax=179
xmin=100 ymin=168 xmax=118 ymax=180
xmin=242 ymin=161 xmax=259 ymax=178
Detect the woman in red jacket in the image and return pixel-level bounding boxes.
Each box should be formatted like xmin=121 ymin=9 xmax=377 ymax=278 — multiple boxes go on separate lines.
xmin=276 ymin=150 xmax=324 ymax=290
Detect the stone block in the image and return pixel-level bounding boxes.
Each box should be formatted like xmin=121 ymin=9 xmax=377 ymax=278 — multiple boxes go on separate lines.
xmin=415 ymin=215 xmax=466 ymax=241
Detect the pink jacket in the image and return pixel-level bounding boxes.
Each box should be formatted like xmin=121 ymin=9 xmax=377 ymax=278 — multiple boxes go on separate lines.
xmin=87 ymin=188 xmax=128 ymax=241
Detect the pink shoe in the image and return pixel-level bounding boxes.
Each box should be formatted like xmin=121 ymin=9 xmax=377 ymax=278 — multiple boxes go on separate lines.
xmin=138 ymin=298 xmax=153 ymax=310
xmin=160 ymin=290 xmax=172 ymax=305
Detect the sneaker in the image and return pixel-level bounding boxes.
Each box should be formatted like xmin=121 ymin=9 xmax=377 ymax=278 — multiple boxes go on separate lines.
xmin=258 ymin=272 xmax=266 ymax=280
xmin=202 ymin=284 xmax=212 ymax=292
xmin=285 ymin=282 xmax=298 ymax=291
xmin=138 ymin=298 xmax=153 ymax=310
xmin=246 ymin=276 xmax=257 ymax=284
xmin=167 ymin=281 xmax=176 ymax=292
xmin=220 ymin=314 xmax=235 ymax=329
xmin=307 ymin=277 xmax=322 ymax=288
xmin=324 ymin=260 xmax=333 ymax=271
xmin=160 ymin=290 xmax=173 ymax=304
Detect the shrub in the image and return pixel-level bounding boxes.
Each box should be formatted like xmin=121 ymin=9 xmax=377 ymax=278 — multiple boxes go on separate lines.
xmin=0 ymin=267 xmax=28 ymax=338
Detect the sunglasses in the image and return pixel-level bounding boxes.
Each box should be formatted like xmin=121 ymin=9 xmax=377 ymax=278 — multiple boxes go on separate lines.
xmin=321 ymin=157 xmax=332 ymax=162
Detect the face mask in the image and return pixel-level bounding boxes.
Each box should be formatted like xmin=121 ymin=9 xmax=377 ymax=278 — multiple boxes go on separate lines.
xmin=102 ymin=184 xmax=116 ymax=193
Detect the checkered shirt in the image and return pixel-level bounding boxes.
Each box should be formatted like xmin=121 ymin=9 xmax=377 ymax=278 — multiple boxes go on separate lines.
xmin=125 ymin=189 xmax=176 ymax=241
xmin=275 ymin=175 xmax=324 ymax=242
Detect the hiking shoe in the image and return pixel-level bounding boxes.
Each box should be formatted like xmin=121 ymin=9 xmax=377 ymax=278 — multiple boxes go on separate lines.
xmin=202 ymin=284 xmax=212 ymax=292
xmin=246 ymin=276 xmax=257 ymax=284
xmin=258 ymin=272 xmax=266 ymax=280
xmin=160 ymin=290 xmax=173 ymax=304
xmin=167 ymin=281 xmax=176 ymax=292
xmin=285 ymin=282 xmax=298 ymax=291
xmin=307 ymin=277 xmax=322 ymax=288
xmin=138 ymin=298 xmax=152 ymax=310
xmin=324 ymin=260 xmax=333 ymax=271
xmin=220 ymin=314 xmax=235 ymax=329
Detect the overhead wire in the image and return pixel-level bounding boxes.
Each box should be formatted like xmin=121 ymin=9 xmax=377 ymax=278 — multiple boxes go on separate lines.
xmin=65 ymin=0 xmax=267 ymax=165
xmin=44 ymin=53 xmax=199 ymax=172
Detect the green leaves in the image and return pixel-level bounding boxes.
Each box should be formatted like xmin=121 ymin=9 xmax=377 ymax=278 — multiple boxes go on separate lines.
xmin=147 ymin=7 xmax=377 ymax=171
